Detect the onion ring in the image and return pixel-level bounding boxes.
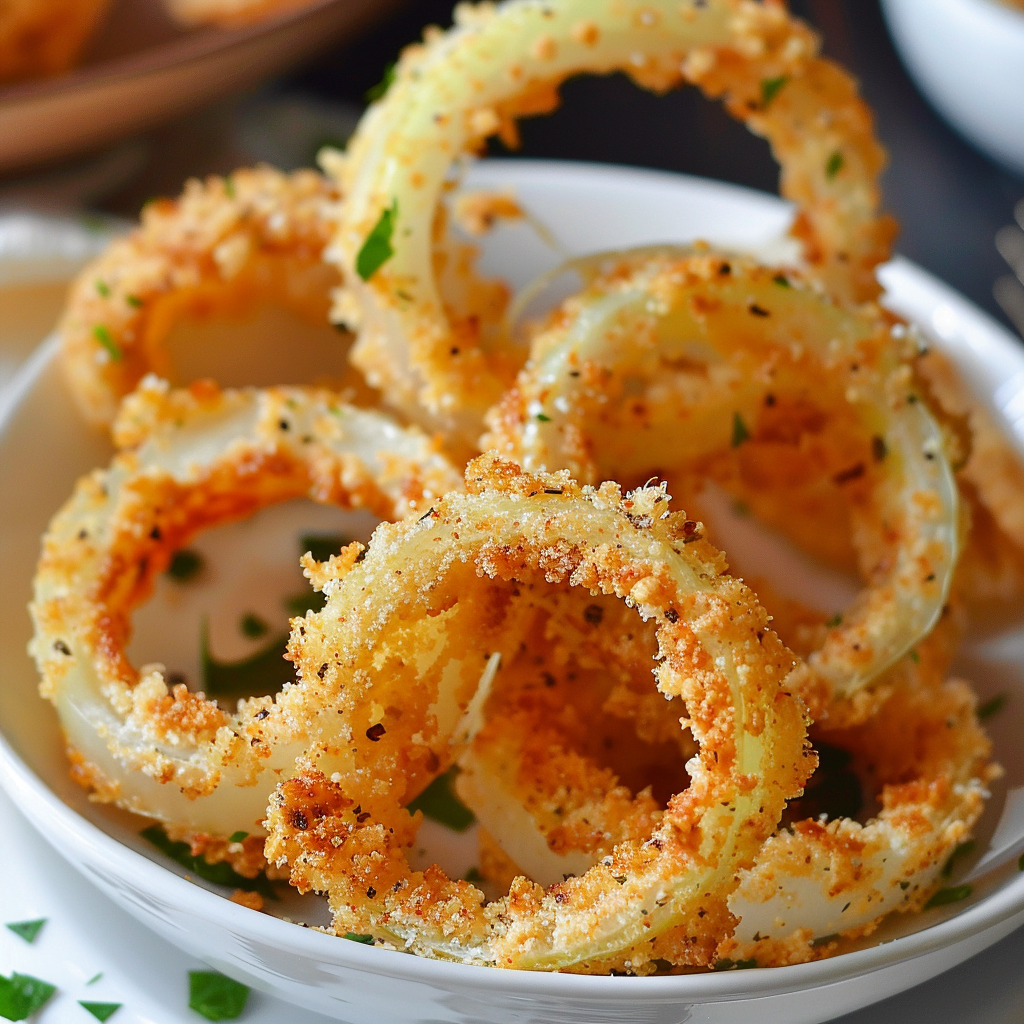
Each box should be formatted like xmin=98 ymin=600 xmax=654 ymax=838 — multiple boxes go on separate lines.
xmin=457 ymin=599 xmax=995 ymax=967
xmin=59 ymin=166 xmax=343 ymax=428
xmin=486 ymin=248 xmax=959 ymax=723
xmin=266 ymin=453 xmax=812 ymax=971
xmin=28 ymin=376 xmax=460 ymax=841
xmin=329 ymin=0 xmax=894 ymax=437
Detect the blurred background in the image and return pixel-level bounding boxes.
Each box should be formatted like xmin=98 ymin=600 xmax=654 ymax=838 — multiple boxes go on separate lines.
xmin=2 ymin=0 xmax=1020 ymax=336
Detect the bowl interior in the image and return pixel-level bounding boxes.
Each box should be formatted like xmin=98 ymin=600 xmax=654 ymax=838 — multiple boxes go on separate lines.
xmin=3 ymin=160 xmax=1024 ymax=1016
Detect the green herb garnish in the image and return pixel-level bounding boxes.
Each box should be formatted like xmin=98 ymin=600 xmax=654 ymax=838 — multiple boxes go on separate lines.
xmin=300 ymin=533 xmax=351 ymax=564
xmin=125 ymin=294 xmax=143 ymax=308
xmin=825 ymin=613 xmax=843 ymax=628
xmin=228 ymin=831 xmax=249 ymax=844
xmin=760 ymin=75 xmax=788 ymax=107
xmin=355 ymin=200 xmax=397 ymax=281
xmin=826 ymin=150 xmax=844 ymax=180
xmin=406 ymin=766 xmax=475 ymax=832
xmin=809 ymin=933 xmax=840 ymax=948
xmin=239 ymin=613 xmax=269 ymax=639
xmin=79 ymin=1002 xmax=121 ymax=1022
xmin=365 ymin=61 xmax=396 ymax=102
xmin=200 ymin=618 xmax=290 ymax=698
xmin=942 ymin=840 xmax=976 ymax=877
xmin=978 ymin=693 xmax=1007 ymax=720
xmin=909 ymin=649 xmax=921 ymax=664
xmin=731 ymin=499 xmax=750 ymax=518
xmin=95 ymin=280 xmax=110 ymax=298
xmin=0 ymin=972 xmax=56 ymax=1021
xmin=5 ymin=919 xmax=45 ymax=944
xmin=464 ymin=866 xmax=484 ymax=883
xmin=92 ymin=325 xmax=122 ymax=361
xmin=343 ymin=933 xmax=375 ymax=945
xmin=713 ymin=958 xmax=757 ymax=971
xmin=772 ymin=273 xmax=791 ymax=287
xmin=141 ymin=825 xmax=276 ymax=898
xmin=925 ymin=884 xmax=972 ymax=909
xmin=166 ymin=549 xmax=203 ymax=583
xmin=535 ymin=411 xmax=552 ymax=422
xmin=731 ymin=412 xmax=750 ymax=448
xmin=86 ymin=974 xmax=103 ymax=986
xmin=223 ymin=177 xmax=236 ymax=199
xmin=188 ymin=971 xmax=249 ymax=1022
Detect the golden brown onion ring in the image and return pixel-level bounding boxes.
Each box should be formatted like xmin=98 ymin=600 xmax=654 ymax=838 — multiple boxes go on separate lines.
xmin=59 ymin=166 xmax=343 ymax=428
xmin=486 ymin=248 xmax=959 ymax=723
xmin=29 ymin=376 xmax=460 ymax=840
xmin=457 ymin=606 xmax=995 ymax=967
xmin=329 ymin=0 xmax=893 ymax=437
xmin=267 ymin=454 xmax=812 ymax=971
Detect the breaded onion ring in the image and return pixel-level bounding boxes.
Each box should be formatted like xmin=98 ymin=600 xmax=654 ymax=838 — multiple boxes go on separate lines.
xmin=29 ymin=376 xmax=460 ymax=840
xmin=329 ymin=0 xmax=893 ymax=436
xmin=486 ymin=249 xmax=958 ymax=722
xmin=59 ymin=166 xmax=342 ymax=428
xmin=266 ymin=454 xmax=812 ymax=971
xmin=457 ymin=606 xmax=995 ymax=966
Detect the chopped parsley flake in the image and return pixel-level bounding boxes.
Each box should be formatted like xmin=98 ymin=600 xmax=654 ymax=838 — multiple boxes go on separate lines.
xmin=731 ymin=499 xmax=750 ymax=518
xmin=125 ymin=294 xmax=143 ymax=308
xmin=79 ymin=1002 xmax=121 ymax=1022
xmin=166 ymin=549 xmax=203 ymax=582
xmin=228 ymin=831 xmax=249 ymax=843
xmin=760 ymin=75 xmax=788 ymax=107
xmin=713 ymin=957 xmax=758 ymax=971
xmin=909 ymin=649 xmax=921 ymax=664
xmin=301 ymin=533 xmax=351 ymax=563
xmin=535 ymin=411 xmax=552 ymax=422
xmin=925 ymin=883 xmax=972 ymax=909
xmin=826 ymin=150 xmax=845 ymax=179
xmin=240 ymin=613 xmax=269 ymax=639
xmin=188 ymin=971 xmax=249 ymax=1022
xmin=141 ymin=825 xmax=276 ymax=898
xmin=87 ymin=974 xmax=103 ymax=986
xmin=464 ymin=866 xmax=484 ymax=883
xmin=365 ymin=61 xmax=396 ymax=102
xmin=942 ymin=840 xmax=976 ymax=877
xmin=4 ymin=919 xmax=45 ymax=944
xmin=355 ymin=200 xmax=397 ymax=281
xmin=284 ymin=591 xmax=325 ymax=617
xmin=772 ymin=273 xmax=791 ymax=287
xmin=731 ymin=412 xmax=750 ymax=447
xmin=809 ymin=932 xmax=839 ymax=948
xmin=223 ymin=177 xmax=236 ymax=199
xmin=92 ymin=325 xmax=122 ymax=361
xmin=200 ymin=617 xmax=290 ymax=698
xmin=95 ymin=280 xmax=110 ymax=298
xmin=825 ymin=613 xmax=843 ymax=628
xmin=343 ymin=933 xmax=375 ymax=945
xmin=0 ymin=972 xmax=56 ymax=1021
xmin=406 ymin=766 xmax=475 ymax=832
xmin=978 ymin=693 xmax=1007 ymax=720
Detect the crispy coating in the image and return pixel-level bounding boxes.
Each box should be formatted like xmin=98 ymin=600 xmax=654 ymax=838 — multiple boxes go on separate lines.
xmin=485 ymin=249 xmax=959 ymax=726
xmin=29 ymin=377 xmax=460 ymax=848
xmin=328 ymin=0 xmax=893 ymax=441
xmin=59 ymin=166 xmax=343 ymax=428
xmin=268 ymin=454 xmax=812 ymax=971
xmin=917 ymin=347 xmax=1024 ymax=617
xmin=0 ymin=0 xmax=111 ymax=85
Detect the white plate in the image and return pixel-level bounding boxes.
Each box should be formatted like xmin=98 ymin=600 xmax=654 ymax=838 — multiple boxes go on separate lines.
xmin=3 ymin=160 xmax=1024 ymax=1024
xmin=0 ymin=0 xmax=402 ymax=174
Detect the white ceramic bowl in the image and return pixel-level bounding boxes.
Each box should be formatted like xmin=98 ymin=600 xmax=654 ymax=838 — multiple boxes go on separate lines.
xmin=881 ymin=0 xmax=1024 ymax=177
xmin=3 ymin=160 xmax=1024 ymax=1024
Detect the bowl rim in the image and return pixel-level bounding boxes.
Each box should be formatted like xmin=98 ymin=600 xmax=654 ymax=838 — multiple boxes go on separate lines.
xmin=3 ymin=158 xmax=1024 ymax=1004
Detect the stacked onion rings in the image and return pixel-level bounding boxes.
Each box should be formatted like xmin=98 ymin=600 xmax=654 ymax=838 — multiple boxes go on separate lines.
xmin=328 ymin=0 xmax=894 ymax=438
